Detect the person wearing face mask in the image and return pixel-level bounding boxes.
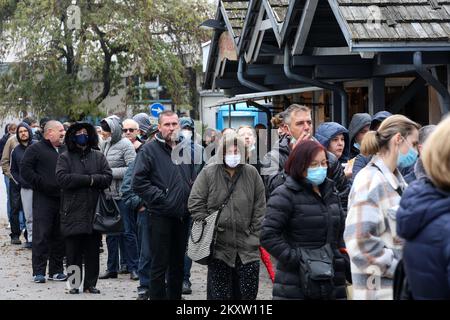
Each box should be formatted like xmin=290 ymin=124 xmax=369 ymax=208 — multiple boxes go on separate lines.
xmin=56 ymin=122 xmax=113 ymax=294
xmin=345 ymin=113 xmax=371 ymax=179
xmin=21 ymin=120 xmax=68 ymax=283
xmin=132 ymin=111 xmax=197 ymax=300
xmin=396 ymin=117 xmax=450 ymax=300
xmin=188 ymin=133 xmax=266 ymax=300
xmin=344 ymin=115 xmax=420 ymax=300
xmin=260 ymin=140 xmax=347 ymax=300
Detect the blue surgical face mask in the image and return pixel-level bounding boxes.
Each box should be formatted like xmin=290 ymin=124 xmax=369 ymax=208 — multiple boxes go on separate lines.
xmin=397 ymin=138 xmax=418 ymax=169
xmin=353 ymin=142 xmax=360 ymax=150
xmin=74 ymin=133 xmax=89 ymax=146
xmin=31 ymin=128 xmax=38 ymax=135
xmin=306 ymin=166 xmax=327 ymax=186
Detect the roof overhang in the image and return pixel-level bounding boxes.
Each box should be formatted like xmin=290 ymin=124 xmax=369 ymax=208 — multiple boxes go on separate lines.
xmin=211 ymin=86 xmax=323 ymax=108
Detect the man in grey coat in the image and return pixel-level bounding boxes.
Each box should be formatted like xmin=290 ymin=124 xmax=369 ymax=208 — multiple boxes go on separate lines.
xmin=98 ymin=115 xmax=138 ymax=280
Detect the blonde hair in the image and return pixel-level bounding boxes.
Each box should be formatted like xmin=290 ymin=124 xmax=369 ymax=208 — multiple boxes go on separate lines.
xmin=422 ymin=116 xmax=450 ymax=190
xmin=361 ymin=114 xmax=420 ymax=156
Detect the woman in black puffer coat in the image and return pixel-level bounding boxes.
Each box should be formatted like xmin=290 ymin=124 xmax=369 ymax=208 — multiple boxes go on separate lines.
xmin=56 ymin=122 xmax=112 ymax=294
xmin=260 ymin=140 xmax=348 ymax=300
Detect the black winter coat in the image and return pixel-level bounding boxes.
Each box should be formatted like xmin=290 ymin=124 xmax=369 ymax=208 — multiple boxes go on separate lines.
xmin=21 ymin=138 xmax=67 ymax=198
xmin=132 ymin=134 xmax=196 ymax=218
xmin=260 ymin=176 xmax=347 ymax=300
xmin=55 ymin=122 xmax=113 ymax=237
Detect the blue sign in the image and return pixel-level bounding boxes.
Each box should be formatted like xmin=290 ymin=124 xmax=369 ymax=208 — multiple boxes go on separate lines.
xmin=150 ymin=103 xmax=165 ymax=117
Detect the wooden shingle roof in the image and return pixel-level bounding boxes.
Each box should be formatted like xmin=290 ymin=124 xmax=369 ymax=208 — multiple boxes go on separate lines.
xmin=222 ymin=0 xmax=250 ymax=38
xmin=330 ymin=0 xmax=450 ymax=50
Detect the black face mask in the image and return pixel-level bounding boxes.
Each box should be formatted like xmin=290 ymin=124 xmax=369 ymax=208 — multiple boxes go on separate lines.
xmin=74 ymin=134 xmax=89 ymax=146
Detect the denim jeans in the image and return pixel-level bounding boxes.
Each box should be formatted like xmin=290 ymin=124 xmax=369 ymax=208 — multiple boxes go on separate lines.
xmin=106 ymin=199 xmax=139 ymax=272
xmin=183 ymin=216 xmax=192 ymax=283
xmin=4 ymin=176 xmax=11 ymax=223
xmin=137 ymin=209 xmax=151 ymax=289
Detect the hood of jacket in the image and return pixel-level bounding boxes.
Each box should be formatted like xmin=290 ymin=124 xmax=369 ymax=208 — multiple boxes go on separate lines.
xmin=315 ymin=122 xmax=350 ymax=160
xmin=15 ymin=122 xmax=33 ymax=146
xmin=102 ymin=115 xmax=122 ymax=144
xmin=64 ymin=122 xmax=99 ymax=152
xmin=370 ymin=111 xmax=392 ymax=130
xmin=397 ymin=178 xmax=450 ymax=240
xmin=348 ymin=113 xmax=371 ymax=144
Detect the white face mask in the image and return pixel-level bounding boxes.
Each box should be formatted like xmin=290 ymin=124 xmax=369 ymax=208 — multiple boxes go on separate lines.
xmin=224 ymin=154 xmax=241 ymax=168
xmin=181 ymin=130 xmax=192 ymax=141
xmin=105 ymin=136 xmax=112 ymax=143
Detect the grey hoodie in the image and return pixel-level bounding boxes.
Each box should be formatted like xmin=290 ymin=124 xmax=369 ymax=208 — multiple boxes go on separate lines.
xmin=348 ymin=113 xmax=371 ymax=158
xmin=100 ymin=115 xmax=136 ymax=199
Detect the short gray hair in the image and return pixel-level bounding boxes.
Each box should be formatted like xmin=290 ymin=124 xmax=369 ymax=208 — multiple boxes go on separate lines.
xmin=283 ymin=104 xmax=311 ymax=125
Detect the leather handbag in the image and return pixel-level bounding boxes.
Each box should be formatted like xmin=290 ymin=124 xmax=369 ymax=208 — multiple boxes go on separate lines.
xmin=187 ymin=170 xmax=242 ymax=265
xmin=93 ymin=191 xmax=124 ymax=235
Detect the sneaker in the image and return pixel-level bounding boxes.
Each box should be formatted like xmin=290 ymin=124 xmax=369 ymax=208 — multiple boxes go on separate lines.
xmin=6 ymin=223 xmax=10 ymax=230
xmin=33 ymin=275 xmax=46 ymax=283
xmin=24 ymin=242 xmax=32 ymax=249
xmin=11 ymin=238 xmax=22 ymax=245
xmin=182 ymin=280 xmax=192 ymax=295
xmin=119 ymin=265 xmax=130 ymax=274
xmin=49 ymin=273 xmax=67 ymax=281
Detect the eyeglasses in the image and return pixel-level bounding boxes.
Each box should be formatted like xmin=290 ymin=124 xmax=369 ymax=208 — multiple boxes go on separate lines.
xmin=309 ymin=160 xmax=328 ymax=168
xmin=122 ymin=128 xmax=136 ymax=133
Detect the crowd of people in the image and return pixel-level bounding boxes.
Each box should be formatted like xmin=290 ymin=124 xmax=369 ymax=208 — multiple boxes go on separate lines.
xmin=1 ymin=105 xmax=449 ymax=300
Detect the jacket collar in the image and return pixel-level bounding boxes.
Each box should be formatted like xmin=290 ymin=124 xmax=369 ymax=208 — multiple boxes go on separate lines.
xmin=370 ymin=155 xmax=407 ymax=191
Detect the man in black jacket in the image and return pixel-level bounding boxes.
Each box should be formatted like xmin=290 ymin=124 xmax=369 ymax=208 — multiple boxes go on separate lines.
xmin=21 ymin=120 xmax=67 ymax=283
xmin=9 ymin=122 xmax=34 ymax=246
xmin=261 ymin=104 xmax=350 ymax=210
xmin=56 ymin=122 xmax=112 ymax=294
xmin=132 ymin=110 xmax=196 ymax=300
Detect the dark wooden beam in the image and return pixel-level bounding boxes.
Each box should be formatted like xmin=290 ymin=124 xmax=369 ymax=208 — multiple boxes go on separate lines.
xmin=389 ymin=78 xmax=426 ymax=114
xmin=314 ymin=65 xmax=373 ymax=79
xmin=293 ymin=55 xmax=368 ymax=66
xmin=368 ymin=77 xmax=386 ymax=114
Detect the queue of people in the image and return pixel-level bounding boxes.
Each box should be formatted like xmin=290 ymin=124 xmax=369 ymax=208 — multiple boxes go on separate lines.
xmin=1 ymin=104 xmax=449 ymax=301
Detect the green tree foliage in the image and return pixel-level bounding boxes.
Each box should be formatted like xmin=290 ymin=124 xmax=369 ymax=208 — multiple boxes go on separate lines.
xmin=0 ymin=0 xmax=212 ymax=119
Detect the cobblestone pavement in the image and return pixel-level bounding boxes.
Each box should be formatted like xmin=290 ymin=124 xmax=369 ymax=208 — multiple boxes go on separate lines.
xmin=0 ymin=217 xmax=273 ymax=300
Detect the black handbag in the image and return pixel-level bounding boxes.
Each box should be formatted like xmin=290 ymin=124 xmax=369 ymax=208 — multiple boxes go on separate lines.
xmin=93 ymin=191 xmax=124 ymax=235
xmin=298 ymin=210 xmax=336 ymax=300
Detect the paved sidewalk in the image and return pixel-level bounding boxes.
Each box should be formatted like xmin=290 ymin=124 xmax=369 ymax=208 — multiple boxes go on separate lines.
xmin=0 ymin=217 xmax=273 ymax=300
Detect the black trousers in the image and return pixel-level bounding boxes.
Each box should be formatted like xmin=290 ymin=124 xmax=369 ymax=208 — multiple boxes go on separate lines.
xmin=65 ymin=232 xmax=101 ymax=289
xmin=9 ymin=180 xmax=22 ymax=239
xmin=32 ymin=195 xmax=65 ymax=276
xmin=149 ymin=214 xmax=189 ymax=300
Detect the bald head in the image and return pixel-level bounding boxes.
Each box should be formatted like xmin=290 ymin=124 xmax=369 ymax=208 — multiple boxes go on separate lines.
xmin=44 ymin=120 xmax=65 ymax=147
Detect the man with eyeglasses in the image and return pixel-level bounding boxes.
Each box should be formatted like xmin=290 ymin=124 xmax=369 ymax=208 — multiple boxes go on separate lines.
xmin=122 ymin=119 xmax=142 ymax=151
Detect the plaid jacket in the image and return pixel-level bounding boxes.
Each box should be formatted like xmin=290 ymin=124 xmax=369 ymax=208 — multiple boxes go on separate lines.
xmin=344 ymin=155 xmax=407 ymax=300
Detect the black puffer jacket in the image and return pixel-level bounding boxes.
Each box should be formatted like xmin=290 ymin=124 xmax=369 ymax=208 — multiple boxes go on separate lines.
xmin=55 ymin=123 xmax=113 ymax=237
xmin=261 ymin=136 xmax=350 ymax=210
xmin=132 ymin=133 xmax=196 ymax=218
xmin=260 ymin=176 xmax=347 ymax=300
